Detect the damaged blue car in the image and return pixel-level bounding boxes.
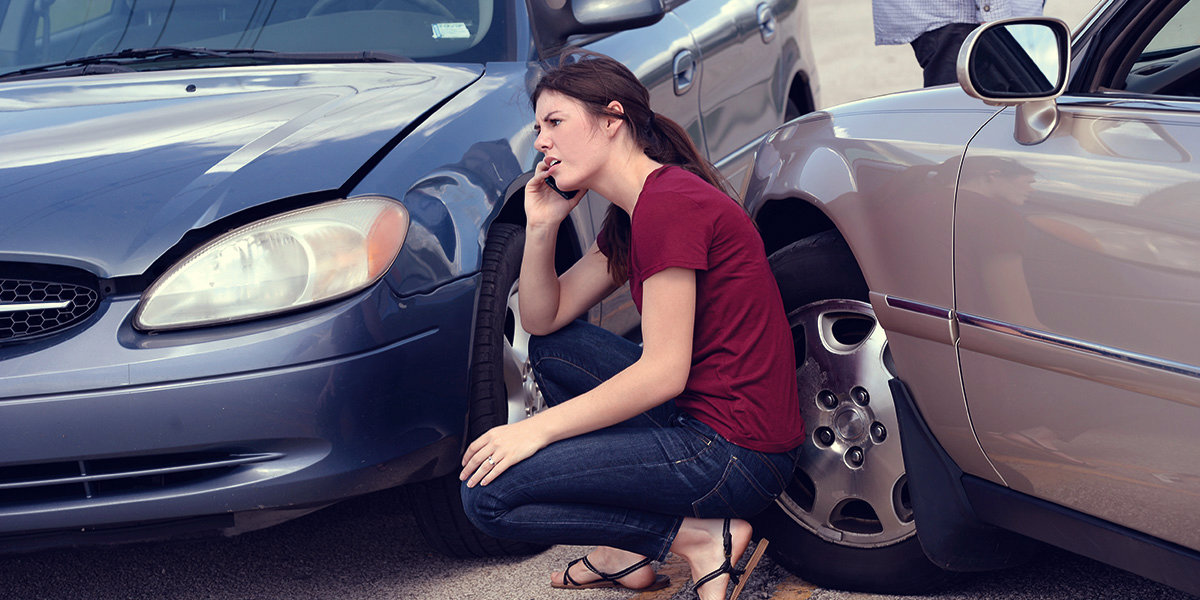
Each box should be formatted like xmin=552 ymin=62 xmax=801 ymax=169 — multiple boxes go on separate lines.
xmin=0 ymin=0 xmax=818 ymax=556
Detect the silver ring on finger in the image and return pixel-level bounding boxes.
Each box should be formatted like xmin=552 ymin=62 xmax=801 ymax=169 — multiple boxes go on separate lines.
xmin=486 ymin=455 xmax=496 ymax=466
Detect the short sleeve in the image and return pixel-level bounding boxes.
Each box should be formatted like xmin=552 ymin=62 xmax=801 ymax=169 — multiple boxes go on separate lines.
xmin=631 ymin=191 xmax=711 ymax=281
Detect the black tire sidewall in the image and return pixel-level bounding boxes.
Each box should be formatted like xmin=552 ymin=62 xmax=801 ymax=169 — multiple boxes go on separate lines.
xmin=466 ymin=223 xmax=525 ymax=441
xmin=769 ymin=230 xmax=869 ymax=308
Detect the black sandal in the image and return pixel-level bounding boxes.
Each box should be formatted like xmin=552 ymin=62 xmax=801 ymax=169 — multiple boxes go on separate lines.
xmin=551 ymin=555 xmax=671 ymax=591
xmin=692 ymin=519 xmax=769 ymax=600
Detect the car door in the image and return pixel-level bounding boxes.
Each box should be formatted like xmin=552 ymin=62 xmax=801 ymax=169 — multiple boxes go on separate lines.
xmin=953 ymin=0 xmax=1200 ymax=551
xmin=673 ymin=0 xmax=788 ymax=195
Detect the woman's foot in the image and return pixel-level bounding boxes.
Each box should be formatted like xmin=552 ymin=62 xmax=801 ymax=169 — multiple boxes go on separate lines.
xmin=669 ymin=518 xmax=754 ymax=600
xmin=550 ymin=546 xmax=662 ymax=590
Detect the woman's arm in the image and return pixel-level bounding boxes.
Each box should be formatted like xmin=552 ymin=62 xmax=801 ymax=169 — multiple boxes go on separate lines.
xmin=519 ymin=236 xmax=619 ymax=336
xmin=462 ymin=267 xmax=696 ymax=487
xmin=518 ymin=158 xmax=620 ymax=335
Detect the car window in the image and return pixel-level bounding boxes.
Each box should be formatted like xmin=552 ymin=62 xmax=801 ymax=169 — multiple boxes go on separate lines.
xmin=1143 ymin=1 xmax=1200 ymax=55
xmin=0 ymin=0 xmax=513 ymax=77
xmin=1121 ymin=0 xmax=1200 ymax=97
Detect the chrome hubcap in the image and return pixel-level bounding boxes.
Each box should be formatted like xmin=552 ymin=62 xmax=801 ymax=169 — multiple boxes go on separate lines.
xmin=776 ymin=299 xmax=914 ymax=548
xmin=501 ymin=284 xmax=546 ymax=424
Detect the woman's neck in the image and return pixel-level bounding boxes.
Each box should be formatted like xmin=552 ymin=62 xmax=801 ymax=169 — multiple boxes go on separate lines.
xmin=590 ymin=151 xmax=663 ymax=216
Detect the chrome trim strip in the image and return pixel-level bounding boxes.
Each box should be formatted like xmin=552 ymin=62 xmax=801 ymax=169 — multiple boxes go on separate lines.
xmin=714 ymin=131 xmax=769 ymax=171
xmin=0 ymin=301 xmax=70 ymax=313
xmin=958 ymin=313 xmax=1200 ymax=380
xmin=0 ymin=453 xmax=285 ymax=490
xmin=884 ymin=296 xmax=952 ymax=320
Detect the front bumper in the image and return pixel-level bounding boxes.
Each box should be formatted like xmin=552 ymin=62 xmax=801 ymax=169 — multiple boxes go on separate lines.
xmin=0 ymin=275 xmax=479 ymax=548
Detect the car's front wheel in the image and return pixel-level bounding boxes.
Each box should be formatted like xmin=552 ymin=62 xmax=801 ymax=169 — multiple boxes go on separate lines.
xmin=756 ymin=230 xmax=949 ymax=593
xmin=406 ymin=222 xmax=548 ymax=558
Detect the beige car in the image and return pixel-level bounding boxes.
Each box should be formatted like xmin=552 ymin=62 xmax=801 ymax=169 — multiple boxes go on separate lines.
xmin=744 ymin=2 xmax=1200 ymax=596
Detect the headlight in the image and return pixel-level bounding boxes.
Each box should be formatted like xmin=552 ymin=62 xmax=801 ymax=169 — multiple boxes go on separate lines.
xmin=135 ymin=196 xmax=409 ymax=331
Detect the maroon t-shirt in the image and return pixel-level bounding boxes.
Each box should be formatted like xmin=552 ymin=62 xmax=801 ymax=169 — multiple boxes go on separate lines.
xmin=599 ymin=166 xmax=804 ymax=453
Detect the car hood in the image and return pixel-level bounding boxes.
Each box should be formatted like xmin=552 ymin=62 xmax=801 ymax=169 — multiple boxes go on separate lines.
xmin=0 ymin=63 xmax=483 ymax=277
xmin=824 ymin=84 xmax=1000 ymax=119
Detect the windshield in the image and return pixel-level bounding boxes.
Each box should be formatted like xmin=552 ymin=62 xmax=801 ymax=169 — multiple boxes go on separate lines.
xmin=0 ymin=0 xmax=513 ymax=76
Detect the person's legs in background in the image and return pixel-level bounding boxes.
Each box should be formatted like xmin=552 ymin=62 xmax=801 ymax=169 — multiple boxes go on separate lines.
xmin=910 ymin=22 xmax=978 ymax=87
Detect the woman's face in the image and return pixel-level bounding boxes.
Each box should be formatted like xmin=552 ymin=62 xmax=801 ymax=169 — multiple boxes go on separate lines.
xmin=533 ymin=90 xmax=611 ymax=191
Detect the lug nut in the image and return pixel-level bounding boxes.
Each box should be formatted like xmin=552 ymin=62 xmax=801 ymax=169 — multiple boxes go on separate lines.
xmin=871 ymin=422 xmax=887 ymax=442
xmin=846 ymin=446 xmax=865 ymax=467
xmin=815 ymin=427 xmax=835 ymax=447
xmin=851 ymin=386 xmax=870 ymax=406
xmin=818 ymin=390 xmax=838 ymax=409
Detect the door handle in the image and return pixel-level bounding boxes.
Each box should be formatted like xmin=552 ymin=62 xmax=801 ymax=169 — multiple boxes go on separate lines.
xmin=673 ymin=50 xmax=695 ymax=96
xmin=757 ymin=3 xmax=776 ymax=43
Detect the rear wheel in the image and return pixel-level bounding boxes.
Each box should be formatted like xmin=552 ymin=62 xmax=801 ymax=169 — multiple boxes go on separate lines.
xmin=407 ymin=223 xmax=548 ymax=558
xmin=756 ymin=230 xmax=949 ymax=593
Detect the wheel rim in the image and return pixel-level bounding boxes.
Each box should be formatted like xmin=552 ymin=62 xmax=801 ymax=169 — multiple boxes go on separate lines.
xmin=501 ymin=283 xmax=546 ymax=424
xmin=776 ymin=298 xmax=914 ymax=548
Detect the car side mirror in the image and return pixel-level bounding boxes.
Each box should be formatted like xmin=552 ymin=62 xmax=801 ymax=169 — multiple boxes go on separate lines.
xmin=527 ymin=0 xmax=667 ymax=57
xmin=957 ymin=18 xmax=1071 ymax=144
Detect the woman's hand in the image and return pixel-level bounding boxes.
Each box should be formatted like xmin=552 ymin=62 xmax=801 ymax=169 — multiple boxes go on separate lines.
xmin=525 ymin=158 xmax=584 ymax=230
xmin=459 ymin=419 xmax=550 ymax=487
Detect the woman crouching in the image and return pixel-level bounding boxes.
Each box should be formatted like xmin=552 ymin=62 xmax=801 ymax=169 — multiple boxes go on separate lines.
xmin=459 ymin=50 xmax=804 ymax=600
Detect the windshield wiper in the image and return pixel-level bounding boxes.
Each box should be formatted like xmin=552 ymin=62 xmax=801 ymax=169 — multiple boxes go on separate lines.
xmin=208 ymin=49 xmax=413 ymax=64
xmin=0 ymin=47 xmax=229 ymax=80
xmin=0 ymin=47 xmax=411 ymax=81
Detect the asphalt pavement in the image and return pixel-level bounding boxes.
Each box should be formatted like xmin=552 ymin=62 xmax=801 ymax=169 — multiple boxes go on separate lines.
xmin=1 ymin=486 xmax=1193 ymax=600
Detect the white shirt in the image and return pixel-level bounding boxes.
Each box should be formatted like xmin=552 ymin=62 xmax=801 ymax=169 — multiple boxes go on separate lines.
xmin=873 ymin=0 xmax=1046 ymax=45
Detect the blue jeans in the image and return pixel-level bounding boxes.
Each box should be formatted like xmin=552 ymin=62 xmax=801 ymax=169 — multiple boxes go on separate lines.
xmin=461 ymin=321 xmax=800 ymax=561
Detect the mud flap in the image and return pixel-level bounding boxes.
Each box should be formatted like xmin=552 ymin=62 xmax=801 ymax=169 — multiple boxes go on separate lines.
xmin=890 ymin=378 xmax=1038 ymax=571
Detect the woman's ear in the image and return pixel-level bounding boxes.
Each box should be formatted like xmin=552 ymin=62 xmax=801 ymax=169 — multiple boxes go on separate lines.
xmin=604 ymin=100 xmax=626 ymax=136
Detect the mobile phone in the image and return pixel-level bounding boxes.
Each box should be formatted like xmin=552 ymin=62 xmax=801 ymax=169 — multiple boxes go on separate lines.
xmin=545 ymin=176 xmax=578 ymax=200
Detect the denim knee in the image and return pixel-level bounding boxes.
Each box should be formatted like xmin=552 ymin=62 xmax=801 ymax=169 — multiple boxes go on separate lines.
xmin=527 ymin=320 xmax=589 ymax=363
xmin=460 ymin=481 xmax=506 ymax=538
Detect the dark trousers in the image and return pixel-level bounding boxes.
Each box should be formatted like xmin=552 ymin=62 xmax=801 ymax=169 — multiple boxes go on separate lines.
xmin=910 ymin=22 xmax=979 ymax=87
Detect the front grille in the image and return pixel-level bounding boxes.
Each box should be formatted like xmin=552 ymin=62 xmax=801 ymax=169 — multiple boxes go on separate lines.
xmin=0 ymin=277 xmax=100 ymax=342
xmin=0 ymin=451 xmax=284 ymax=507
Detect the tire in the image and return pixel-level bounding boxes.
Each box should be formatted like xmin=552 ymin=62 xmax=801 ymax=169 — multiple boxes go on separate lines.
xmin=754 ymin=230 xmax=951 ymax=593
xmin=407 ymin=223 xmax=548 ymax=558
xmin=785 ymin=97 xmax=803 ymax=122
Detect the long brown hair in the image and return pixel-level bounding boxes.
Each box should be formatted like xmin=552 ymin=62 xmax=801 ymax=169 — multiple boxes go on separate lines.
xmin=531 ymin=49 xmax=732 ymax=283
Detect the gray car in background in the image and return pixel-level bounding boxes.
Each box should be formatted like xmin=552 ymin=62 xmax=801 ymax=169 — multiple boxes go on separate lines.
xmin=0 ymin=0 xmax=817 ymax=557
xmin=744 ymin=0 xmax=1200 ymax=596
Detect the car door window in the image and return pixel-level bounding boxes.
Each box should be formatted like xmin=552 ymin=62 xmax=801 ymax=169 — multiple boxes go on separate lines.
xmin=1122 ymin=0 xmax=1200 ymax=96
